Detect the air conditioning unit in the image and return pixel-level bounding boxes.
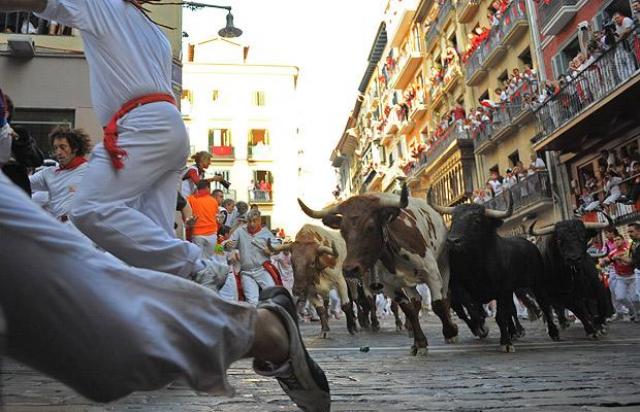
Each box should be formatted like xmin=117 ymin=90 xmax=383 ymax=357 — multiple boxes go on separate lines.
xmin=8 ymin=36 xmax=36 ymax=58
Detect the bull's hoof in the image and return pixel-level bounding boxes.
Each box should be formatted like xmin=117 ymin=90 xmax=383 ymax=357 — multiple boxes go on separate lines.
xmin=550 ymin=334 xmax=561 ymax=342
xmin=395 ymin=324 xmax=403 ymax=333
xmin=500 ymin=344 xmax=516 ymax=353
xmin=407 ymin=329 xmax=414 ymax=339
xmin=415 ymin=347 xmax=429 ymax=357
xmin=410 ymin=345 xmax=417 ymax=356
xmin=478 ymin=326 xmax=490 ymax=339
xmin=588 ymin=332 xmax=599 ymax=340
xmin=321 ymin=331 xmax=330 ymax=339
xmin=445 ymin=336 xmax=458 ymax=344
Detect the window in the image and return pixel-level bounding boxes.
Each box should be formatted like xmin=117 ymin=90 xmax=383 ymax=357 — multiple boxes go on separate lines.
xmin=12 ymin=108 xmax=75 ymax=154
xmin=497 ymin=70 xmax=509 ymax=84
xmin=508 ymin=150 xmax=520 ymax=167
xmin=518 ymin=47 xmax=533 ymax=68
xmin=551 ymin=36 xmax=580 ymax=79
xmin=208 ymin=128 xmax=232 ymax=147
xmin=253 ymin=91 xmax=266 ymax=106
xmin=210 ymin=170 xmax=231 ymax=192
xmin=211 ymin=90 xmax=220 ymax=102
xmin=479 ymin=90 xmax=489 ymax=101
xmin=181 ymin=89 xmax=193 ymax=105
xmin=249 ymin=129 xmax=270 ymax=146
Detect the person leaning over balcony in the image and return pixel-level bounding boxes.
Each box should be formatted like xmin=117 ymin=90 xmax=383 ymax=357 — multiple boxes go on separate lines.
xmin=613 ymin=12 xmax=637 ymax=81
xmin=528 ymin=153 xmax=546 ymax=175
xmin=602 ymin=170 xmax=624 ymax=213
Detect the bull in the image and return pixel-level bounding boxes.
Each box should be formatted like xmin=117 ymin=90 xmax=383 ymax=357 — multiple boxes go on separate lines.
xmin=299 ymin=185 xmax=459 ymax=356
xmin=428 ymin=189 xmax=544 ymax=352
xmin=529 ymin=219 xmax=613 ymax=340
xmin=267 ymin=224 xmax=373 ymax=337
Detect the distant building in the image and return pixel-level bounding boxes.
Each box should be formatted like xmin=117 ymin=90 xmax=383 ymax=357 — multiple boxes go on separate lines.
xmin=181 ymin=37 xmax=301 ymax=233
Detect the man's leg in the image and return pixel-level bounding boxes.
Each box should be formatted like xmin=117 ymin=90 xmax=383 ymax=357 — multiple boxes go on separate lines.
xmin=0 ymin=174 xmax=329 ymax=410
xmin=71 ymin=103 xmax=202 ymax=278
xmin=242 ymin=274 xmax=261 ymax=305
xmin=192 ymin=234 xmax=217 ymax=259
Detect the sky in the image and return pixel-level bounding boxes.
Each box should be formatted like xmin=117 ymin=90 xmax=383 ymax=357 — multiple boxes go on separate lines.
xmin=183 ymin=0 xmax=385 ymax=208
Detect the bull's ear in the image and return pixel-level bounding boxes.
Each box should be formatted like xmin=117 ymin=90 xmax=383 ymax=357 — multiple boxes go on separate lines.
xmin=381 ymin=207 xmax=401 ymax=224
xmin=322 ymin=214 xmax=342 ymax=229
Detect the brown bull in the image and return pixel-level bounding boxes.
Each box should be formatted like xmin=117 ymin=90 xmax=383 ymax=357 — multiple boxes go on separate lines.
xmin=298 ymin=185 xmax=458 ymax=356
xmin=267 ymin=224 xmax=365 ymax=337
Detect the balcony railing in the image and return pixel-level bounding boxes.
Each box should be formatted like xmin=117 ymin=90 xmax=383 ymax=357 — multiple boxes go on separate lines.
xmin=457 ymin=0 xmax=481 ymax=24
xmin=210 ymin=146 xmax=235 ymax=159
xmin=408 ymin=125 xmax=470 ymax=178
xmin=1 ymin=12 xmax=73 ymax=35
xmin=249 ymin=189 xmax=273 ymax=204
xmin=247 ymin=144 xmax=272 ymax=160
xmin=464 ymin=0 xmax=527 ymax=84
xmin=425 ymin=0 xmax=453 ymax=48
xmin=483 ymin=172 xmax=552 ymax=213
xmin=533 ymin=26 xmax=640 ymax=147
xmin=538 ymin=0 xmax=578 ymax=36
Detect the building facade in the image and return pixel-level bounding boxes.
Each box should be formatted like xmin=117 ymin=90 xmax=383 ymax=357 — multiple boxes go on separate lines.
xmin=333 ymin=0 xmax=640 ymax=234
xmin=181 ymin=37 xmax=301 ymax=233
xmin=0 ymin=2 xmax=183 ymax=151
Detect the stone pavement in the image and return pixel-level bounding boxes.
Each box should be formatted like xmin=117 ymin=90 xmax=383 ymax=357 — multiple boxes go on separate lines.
xmin=2 ymin=313 xmax=640 ymax=412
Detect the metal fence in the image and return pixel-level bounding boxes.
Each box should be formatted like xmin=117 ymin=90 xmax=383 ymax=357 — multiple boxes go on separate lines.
xmin=537 ymin=0 xmax=578 ymax=31
xmin=534 ymin=26 xmax=640 ymax=144
xmin=248 ymin=190 xmax=273 ymax=203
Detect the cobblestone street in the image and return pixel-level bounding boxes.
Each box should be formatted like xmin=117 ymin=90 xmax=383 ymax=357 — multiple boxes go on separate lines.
xmin=2 ymin=314 xmax=640 ymax=412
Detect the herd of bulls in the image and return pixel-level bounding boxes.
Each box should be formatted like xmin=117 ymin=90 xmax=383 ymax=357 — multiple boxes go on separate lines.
xmin=274 ymin=185 xmax=614 ymax=355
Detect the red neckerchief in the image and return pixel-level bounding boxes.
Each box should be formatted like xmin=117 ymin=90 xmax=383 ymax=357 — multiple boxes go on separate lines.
xmin=194 ymin=188 xmax=210 ymax=197
xmin=56 ymin=157 xmax=87 ymax=173
xmin=247 ymin=225 xmax=262 ymax=236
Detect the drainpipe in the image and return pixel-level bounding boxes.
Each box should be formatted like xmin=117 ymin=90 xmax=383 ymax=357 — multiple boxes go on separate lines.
xmin=524 ymin=0 xmax=547 ymax=81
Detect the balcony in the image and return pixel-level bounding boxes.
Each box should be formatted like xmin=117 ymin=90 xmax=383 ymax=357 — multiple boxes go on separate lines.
xmin=430 ymin=83 xmax=445 ymax=108
xmin=409 ymin=102 xmax=428 ymax=121
xmin=422 ymin=125 xmax=472 ymax=172
xmin=463 ymin=0 xmax=528 ymax=85
xmin=247 ymin=144 xmax=272 ymax=161
xmin=533 ymin=26 xmax=640 ymax=152
xmin=1 ymin=12 xmax=74 ymax=36
xmin=248 ymin=190 xmax=273 ymax=204
xmin=457 ymin=0 xmax=481 ymax=24
xmin=391 ymin=51 xmax=425 ymax=90
xmin=538 ymin=0 xmax=579 ymax=36
xmin=482 ymin=172 xmax=553 ymax=218
xmin=210 ymin=146 xmax=235 ymax=161
xmin=425 ymin=23 xmax=440 ymax=50
xmin=425 ymin=0 xmax=454 ymax=49
xmin=442 ymin=63 xmax=462 ymax=93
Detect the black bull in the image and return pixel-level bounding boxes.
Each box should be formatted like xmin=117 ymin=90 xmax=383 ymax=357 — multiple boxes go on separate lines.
xmin=429 ymin=190 xmax=544 ymax=352
xmin=529 ymin=219 xmax=614 ymax=339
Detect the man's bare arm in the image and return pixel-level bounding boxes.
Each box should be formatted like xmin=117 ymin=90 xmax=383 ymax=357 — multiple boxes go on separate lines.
xmin=0 ymin=0 xmax=47 ymax=12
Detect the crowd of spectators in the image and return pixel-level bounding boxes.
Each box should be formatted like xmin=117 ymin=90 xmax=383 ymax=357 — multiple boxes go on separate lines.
xmin=574 ymin=148 xmax=640 ymax=216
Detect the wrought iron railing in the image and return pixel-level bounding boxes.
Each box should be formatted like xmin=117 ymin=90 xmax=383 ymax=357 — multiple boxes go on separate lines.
xmin=483 ymin=172 xmax=552 ymax=212
xmin=248 ymin=190 xmax=273 ymax=203
xmin=247 ymin=144 xmax=272 ymax=160
xmin=425 ymin=0 xmax=453 ymax=47
xmin=1 ymin=12 xmax=74 ymax=35
xmin=533 ymin=26 xmax=640 ymax=145
xmin=538 ymin=0 xmax=578 ymax=31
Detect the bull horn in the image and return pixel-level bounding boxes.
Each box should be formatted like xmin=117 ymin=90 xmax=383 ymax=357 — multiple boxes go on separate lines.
xmin=267 ymin=238 xmax=292 ymax=253
xmin=528 ymin=220 xmax=556 ymax=236
xmin=317 ymin=241 xmax=339 ymax=257
xmin=297 ymin=198 xmax=338 ymax=219
xmin=427 ymin=187 xmax=455 ymax=215
xmin=378 ymin=184 xmax=410 ymax=209
xmin=484 ymin=190 xmax=513 ymax=219
xmin=584 ymin=221 xmax=610 ymax=230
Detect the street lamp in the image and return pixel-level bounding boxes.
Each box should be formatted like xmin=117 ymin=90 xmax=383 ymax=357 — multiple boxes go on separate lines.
xmin=182 ymin=2 xmax=243 ymax=38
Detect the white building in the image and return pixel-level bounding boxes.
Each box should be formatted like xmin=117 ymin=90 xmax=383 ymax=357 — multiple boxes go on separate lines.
xmin=182 ymin=37 xmax=302 ymax=233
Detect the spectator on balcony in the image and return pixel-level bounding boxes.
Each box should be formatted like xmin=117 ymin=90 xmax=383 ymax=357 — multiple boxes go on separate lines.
xmin=488 ymin=169 xmax=504 ymax=197
xmin=613 ymin=12 xmax=637 ymax=81
xmin=603 ymin=170 xmax=624 ymax=212
xmin=575 ymin=188 xmax=601 ymax=215
xmin=513 ymin=161 xmax=527 ymax=182
xmin=528 ymin=153 xmax=546 ymax=176
xmin=503 ymin=168 xmax=518 ymax=190
xmin=624 ymin=161 xmax=640 ymax=205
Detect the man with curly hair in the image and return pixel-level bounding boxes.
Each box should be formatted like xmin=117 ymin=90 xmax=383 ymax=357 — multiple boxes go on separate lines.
xmin=29 ymin=127 xmax=91 ymax=222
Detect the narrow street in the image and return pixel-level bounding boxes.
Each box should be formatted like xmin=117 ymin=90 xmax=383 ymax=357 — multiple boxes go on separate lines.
xmin=3 ymin=315 xmax=640 ymax=411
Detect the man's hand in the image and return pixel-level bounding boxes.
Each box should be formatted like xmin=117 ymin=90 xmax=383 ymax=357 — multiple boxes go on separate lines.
xmin=0 ymin=0 xmax=48 ymax=12
xmin=223 ymin=240 xmax=237 ymax=250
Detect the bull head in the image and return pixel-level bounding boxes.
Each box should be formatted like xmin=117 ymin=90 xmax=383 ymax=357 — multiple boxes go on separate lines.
xmin=427 ymin=187 xmax=513 ymax=219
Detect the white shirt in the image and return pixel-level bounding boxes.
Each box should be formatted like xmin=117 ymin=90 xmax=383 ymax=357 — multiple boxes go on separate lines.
xmin=489 ymin=179 xmax=503 ymax=196
xmin=0 ymin=124 xmax=12 ymax=165
xmin=37 ymin=0 xmax=174 ymax=126
xmin=29 ymin=162 xmax=88 ymax=219
xmin=528 ymin=157 xmax=546 ymax=175
xmin=605 ymin=176 xmax=623 ymax=196
xmin=616 ymin=17 xmax=635 ymax=38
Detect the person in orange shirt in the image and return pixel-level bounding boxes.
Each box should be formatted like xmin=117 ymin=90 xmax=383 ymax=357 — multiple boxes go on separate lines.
xmin=187 ymin=181 xmax=219 ymax=259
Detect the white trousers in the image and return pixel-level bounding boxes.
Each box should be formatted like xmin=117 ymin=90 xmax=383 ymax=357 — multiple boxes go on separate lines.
xmin=613 ymin=275 xmax=640 ymax=316
xmin=241 ymin=268 xmax=276 ymax=305
xmin=0 ymin=172 xmax=256 ymax=401
xmin=192 ymin=233 xmax=218 ymax=259
xmin=329 ymin=289 xmax=341 ymax=313
xmin=218 ymin=272 xmax=240 ymax=302
xmin=609 ymin=273 xmax=628 ymax=314
xmin=70 ymin=102 xmax=202 ymax=278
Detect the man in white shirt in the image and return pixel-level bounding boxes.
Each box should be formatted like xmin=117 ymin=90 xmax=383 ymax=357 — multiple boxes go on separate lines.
xmin=29 ymin=127 xmax=90 ymax=222
xmin=528 ymin=153 xmax=546 ymax=175
xmin=0 ymin=1 xmax=330 ymax=410
xmin=613 ymin=12 xmax=637 ymax=80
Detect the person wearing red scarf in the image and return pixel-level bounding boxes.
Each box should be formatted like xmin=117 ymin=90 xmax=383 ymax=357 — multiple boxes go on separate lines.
xmin=29 ymin=127 xmax=90 ymax=222
xmin=224 ymin=209 xmax=283 ymax=306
